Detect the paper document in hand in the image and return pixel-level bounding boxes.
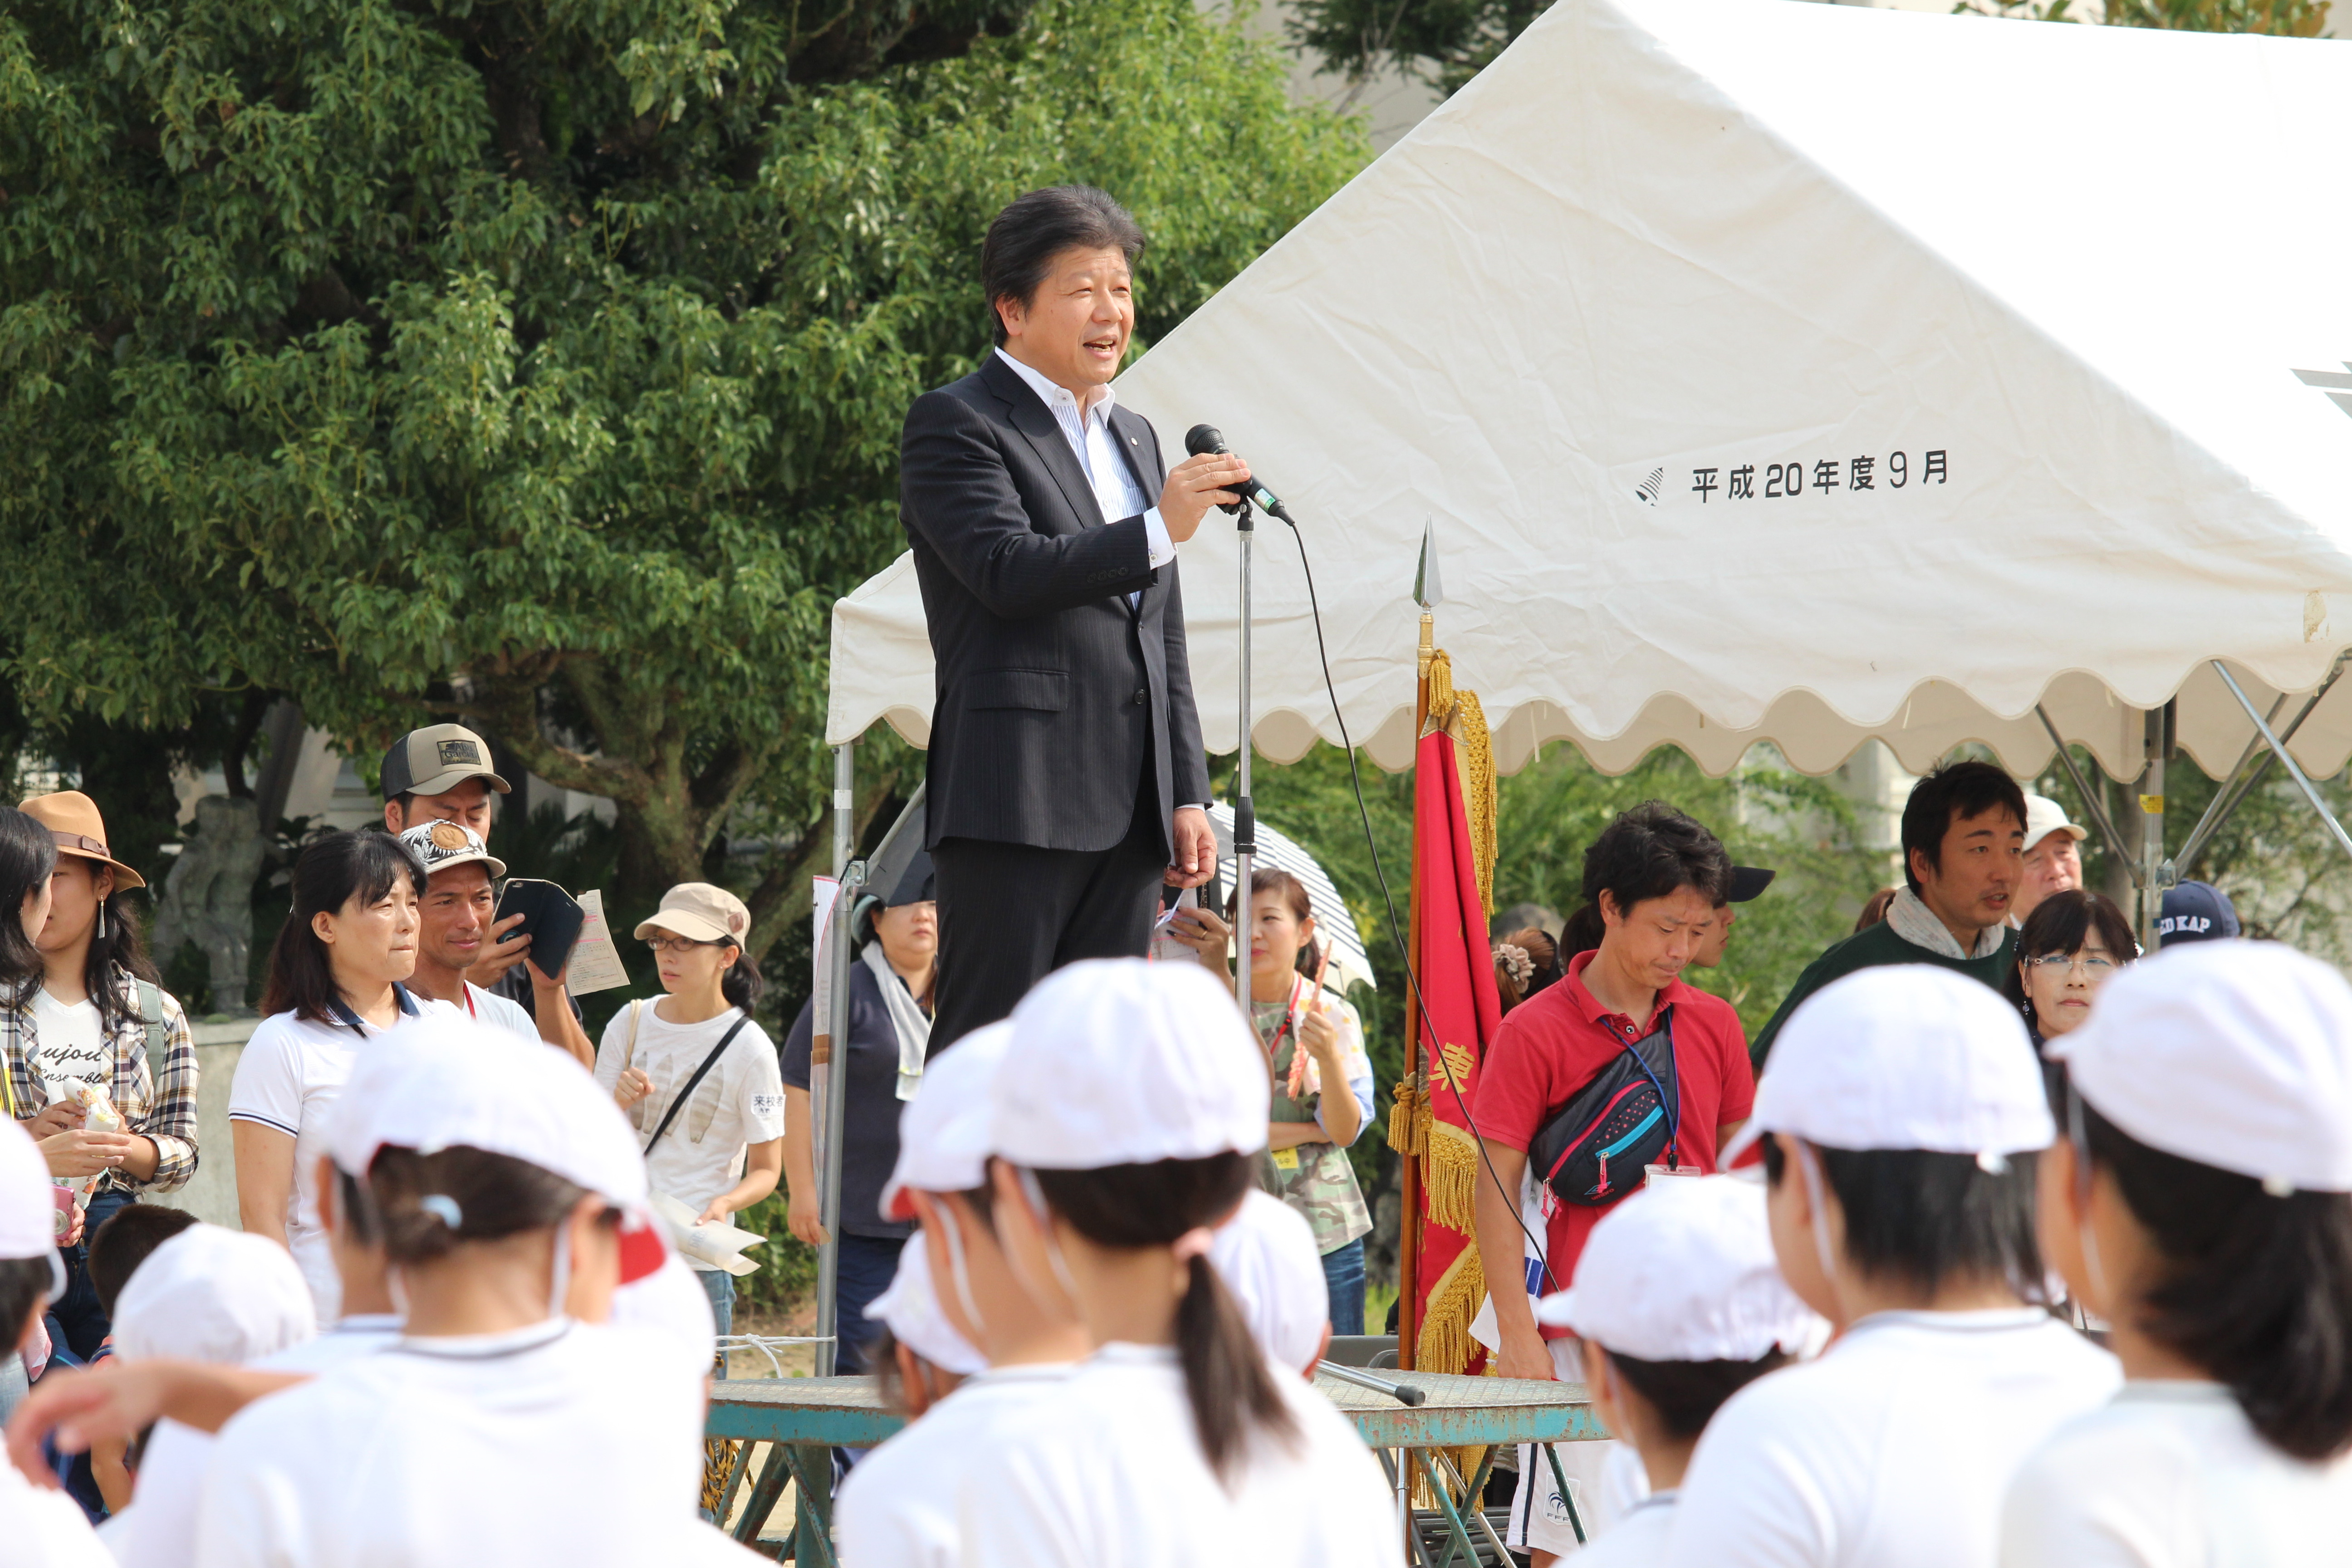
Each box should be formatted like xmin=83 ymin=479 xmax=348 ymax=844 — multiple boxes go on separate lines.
xmin=564 ymin=890 xmax=630 ymax=997
xmin=650 ymin=1191 xmax=767 ymax=1277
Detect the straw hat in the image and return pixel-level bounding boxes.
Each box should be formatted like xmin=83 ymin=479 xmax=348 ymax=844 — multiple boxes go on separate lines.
xmin=18 ymin=790 xmax=146 ymax=890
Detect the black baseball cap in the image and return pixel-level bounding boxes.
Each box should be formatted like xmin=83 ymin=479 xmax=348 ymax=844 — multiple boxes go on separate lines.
xmin=2159 ymin=881 xmax=2240 ymax=946
xmin=1728 ymin=865 xmax=1777 ymax=903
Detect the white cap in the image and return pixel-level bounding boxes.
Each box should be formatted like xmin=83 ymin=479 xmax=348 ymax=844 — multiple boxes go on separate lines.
xmin=991 ymin=960 xmax=1267 ymax=1170
xmin=879 ymin=1022 xmax=1012 ymax=1223
xmin=324 ymin=1016 xmax=647 ymax=1208
xmin=0 ymin=1118 xmax=55 ymax=1263
xmin=2048 ymin=940 xmax=2352 ymax=1193
xmin=1208 ymin=1191 xmax=1329 ymax=1374
xmin=610 ymin=1250 xmax=719 ymax=1366
xmin=865 ymin=1238 xmax=986 ymax=1377
xmin=113 ymin=1225 xmax=316 ymax=1364
xmin=1728 ymin=966 xmax=2054 ymax=1161
xmin=2022 ymin=794 xmax=2088 ymax=852
xmin=1534 ymin=1176 xmax=1823 ymax=1360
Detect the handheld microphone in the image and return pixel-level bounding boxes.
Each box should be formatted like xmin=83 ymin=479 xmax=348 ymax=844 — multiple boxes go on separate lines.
xmin=1184 ymin=425 xmax=1289 ymax=518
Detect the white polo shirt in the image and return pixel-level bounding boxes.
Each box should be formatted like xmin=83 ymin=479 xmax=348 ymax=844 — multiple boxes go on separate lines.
xmin=1579 ymin=1493 xmax=1681 ymax=1567
xmin=461 ymin=981 xmax=539 ymax=1045
xmin=2001 ymin=1381 xmax=2352 ymax=1567
xmin=1665 ymin=1308 xmax=2121 ymax=1568
xmin=196 ymin=1318 xmax=706 ymax=1567
xmin=226 ymin=995 xmax=457 ymax=1318
xmin=99 ymin=1316 xmax=403 ymax=1568
xmin=593 ymin=1001 xmax=783 ymax=1262
xmin=836 ymin=1363 xmax=1075 ymax=1568
xmin=955 ymin=1342 xmax=1392 ymax=1568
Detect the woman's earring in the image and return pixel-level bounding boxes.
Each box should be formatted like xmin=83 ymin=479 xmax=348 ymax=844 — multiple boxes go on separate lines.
xmin=94 ymin=904 xmax=106 ymax=943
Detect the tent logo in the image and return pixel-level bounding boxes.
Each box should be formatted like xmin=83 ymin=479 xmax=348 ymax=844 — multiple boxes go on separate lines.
xmin=1633 ymin=466 xmax=1664 ymax=505
xmin=2293 ymin=364 xmax=2352 ymax=416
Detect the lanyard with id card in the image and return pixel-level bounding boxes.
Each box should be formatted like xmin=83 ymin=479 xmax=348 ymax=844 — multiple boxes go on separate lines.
xmin=1646 ymin=1161 xmax=1703 ymax=1184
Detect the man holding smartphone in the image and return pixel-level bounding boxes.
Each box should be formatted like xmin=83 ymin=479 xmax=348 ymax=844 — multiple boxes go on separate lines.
xmin=392 ymin=821 xmax=596 ymax=1067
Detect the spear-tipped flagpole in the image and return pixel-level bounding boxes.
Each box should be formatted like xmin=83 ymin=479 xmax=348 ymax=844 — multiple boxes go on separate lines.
xmin=1398 ymin=518 xmax=1440 ymax=1372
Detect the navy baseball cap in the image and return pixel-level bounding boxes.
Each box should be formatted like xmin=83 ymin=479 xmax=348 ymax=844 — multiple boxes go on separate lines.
xmin=1728 ymin=865 xmax=1777 ymax=903
xmin=2158 ymin=881 xmax=2240 ymax=946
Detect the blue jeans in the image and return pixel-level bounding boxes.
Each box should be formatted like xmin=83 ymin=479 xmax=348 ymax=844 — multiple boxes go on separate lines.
xmin=48 ymin=1191 xmax=135 ymax=1363
xmin=1321 ymin=1236 xmax=1367 ymax=1336
xmin=696 ymin=1267 xmax=735 ymax=1339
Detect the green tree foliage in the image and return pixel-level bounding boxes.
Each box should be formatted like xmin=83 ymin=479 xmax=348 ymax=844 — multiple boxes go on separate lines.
xmin=1296 ymin=0 xmax=2330 ymax=101
xmin=0 ymin=0 xmax=1367 ymax=939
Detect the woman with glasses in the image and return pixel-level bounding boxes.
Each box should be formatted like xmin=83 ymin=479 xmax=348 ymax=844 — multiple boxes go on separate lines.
xmin=2006 ymin=890 xmax=2137 ymax=1057
xmin=593 ymin=882 xmax=783 ymax=1336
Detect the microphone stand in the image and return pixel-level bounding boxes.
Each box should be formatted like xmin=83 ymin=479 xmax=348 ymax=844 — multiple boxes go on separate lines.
xmin=1233 ymin=493 xmax=1255 ymax=1014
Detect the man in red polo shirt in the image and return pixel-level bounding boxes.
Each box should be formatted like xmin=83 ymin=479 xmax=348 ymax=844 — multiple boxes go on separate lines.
xmin=1472 ymin=801 xmax=1755 ymax=1562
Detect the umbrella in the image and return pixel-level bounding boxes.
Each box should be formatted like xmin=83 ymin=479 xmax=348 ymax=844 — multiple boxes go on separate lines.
xmin=1205 ymin=802 xmax=1377 ymax=997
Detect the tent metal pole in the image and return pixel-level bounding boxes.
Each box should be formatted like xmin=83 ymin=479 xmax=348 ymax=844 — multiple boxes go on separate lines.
xmin=2138 ymin=708 xmax=2168 ymax=952
xmin=1234 ymin=501 xmax=1256 ymax=1013
xmin=2178 ymin=654 xmax=2351 ymax=875
xmin=2211 ymin=660 xmax=2352 ymax=867
xmin=2033 ymin=706 xmax=2140 ymax=886
xmin=814 ymin=740 xmax=858 ymax=1377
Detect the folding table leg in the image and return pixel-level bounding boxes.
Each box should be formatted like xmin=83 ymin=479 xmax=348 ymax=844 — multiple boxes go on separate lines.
xmin=1541 ymin=1442 xmax=1588 ymax=1545
xmin=781 ymin=1445 xmax=837 ymax=1568
xmin=1414 ymin=1449 xmax=1481 ymax=1568
xmin=730 ymin=1443 xmax=792 ymax=1547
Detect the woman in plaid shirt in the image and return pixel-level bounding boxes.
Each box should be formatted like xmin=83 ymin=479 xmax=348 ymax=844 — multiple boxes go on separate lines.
xmin=6 ymin=792 xmax=199 ymax=1360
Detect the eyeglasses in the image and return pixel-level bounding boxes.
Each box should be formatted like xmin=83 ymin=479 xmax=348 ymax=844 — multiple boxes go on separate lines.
xmin=645 ymin=935 xmax=720 ymax=956
xmin=2027 ymin=953 xmax=2117 ymax=976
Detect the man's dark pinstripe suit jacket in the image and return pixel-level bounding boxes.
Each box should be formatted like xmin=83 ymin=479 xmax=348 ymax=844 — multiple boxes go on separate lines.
xmin=899 ymin=353 xmax=1212 ymax=859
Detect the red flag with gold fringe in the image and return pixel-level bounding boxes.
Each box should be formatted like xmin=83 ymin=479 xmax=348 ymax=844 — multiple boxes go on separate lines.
xmin=1405 ymin=721 xmax=1503 ymax=1375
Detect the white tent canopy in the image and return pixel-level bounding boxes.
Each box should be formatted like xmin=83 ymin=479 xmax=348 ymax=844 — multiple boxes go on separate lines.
xmin=828 ymin=0 xmax=2352 ymax=790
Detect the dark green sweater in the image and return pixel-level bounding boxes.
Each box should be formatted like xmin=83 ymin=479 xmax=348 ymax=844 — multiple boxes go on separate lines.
xmin=1751 ymin=918 xmax=2018 ymax=1070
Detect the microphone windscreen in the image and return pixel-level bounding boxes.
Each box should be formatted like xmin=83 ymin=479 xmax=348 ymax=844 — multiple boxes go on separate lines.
xmin=1184 ymin=424 xmax=1226 ymax=457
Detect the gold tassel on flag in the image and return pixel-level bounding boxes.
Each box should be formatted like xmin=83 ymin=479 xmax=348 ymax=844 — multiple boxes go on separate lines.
xmin=1413 ymin=1236 xmax=1485 ymax=1377
xmin=1387 ymin=1077 xmax=1425 ymax=1157
xmin=1423 ymin=1117 xmax=1481 ymax=1236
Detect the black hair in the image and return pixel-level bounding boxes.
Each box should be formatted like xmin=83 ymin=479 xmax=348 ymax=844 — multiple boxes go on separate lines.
xmin=1900 ymin=761 xmax=2027 ymax=895
xmin=1580 ymin=802 xmax=1731 ymax=921
xmin=2004 ymin=889 xmax=2137 ymax=1026
xmin=1033 ymin=1154 xmax=1296 ymax=1478
xmin=335 ymin=1168 xmax=381 ymax=1247
xmin=1600 ymin=1345 xmax=1793 ymax=1439
xmin=720 ymin=939 xmax=764 ymax=1012
xmin=1558 ymin=903 xmax=1604 ymax=965
xmin=87 ymin=1203 xmax=200 ymax=1318
xmin=260 ymin=831 xmax=426 ymax=1022
xmin=363 ymin=1144 xmax=615 ymax=1268
xmin=1227 ymin=868 xmax=1322 ymax=978
xmin=980 ymin=186 xmax=1147 ymax=346
xmin=47 ymin=853 xmax=167 ymax=1036
xmin=0 ymin=1254 xmax=48 ymax=1350
xmin=0 ymin=808 xmax=57 ymax=1004
xmin=2081 ymin=1098 xmax=2352 ymax=1459
xmin=1763 ymin=1137 xmax=2045 ymax=1299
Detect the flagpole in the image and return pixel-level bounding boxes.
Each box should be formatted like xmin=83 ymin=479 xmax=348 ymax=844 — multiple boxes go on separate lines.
xmin=1397 ymin=608 xmax=1433 ymax=1372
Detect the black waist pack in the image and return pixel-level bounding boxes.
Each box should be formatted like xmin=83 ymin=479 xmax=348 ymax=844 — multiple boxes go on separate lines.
xmin=1529 ymin=1008 xmax=1681 ymax=1207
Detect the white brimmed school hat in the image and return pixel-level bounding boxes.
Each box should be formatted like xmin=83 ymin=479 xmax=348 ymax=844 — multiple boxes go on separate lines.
xmin=2047 ymin=940 xmax=2352 ymax=1193
xmin=991 ymin=959 xmax=1267 ymax=1170
xmin=1534 ymin=1175 xmax=1823 ymax=1360
xmin=880 ymin=1022 xmax=1012 ymax=1223
xmin=113 ymin=1224 xmax=316 ymax=1365
xmin=866 ymin=1238 xmax=986 ymax=1377
xmin=325 ymin=1017 xmax=648 ymax=1210
xmin=0 ymin=1119 xmax=67 ymax=1300
xmin=1725 ymin=965 xmax=2054 ymax=1162
xmin=2022 ymin=794 xmax=2088 ymax=851
xmin=636 ymin=882 xmax=751 ymax=946
xmin=380 ymin=723 xmax=511 ymax=800
xmin=1209 ymin=1190 xmax=1329 ymax=1374
xmin=396 ymin=819 xmax=508 ymax=881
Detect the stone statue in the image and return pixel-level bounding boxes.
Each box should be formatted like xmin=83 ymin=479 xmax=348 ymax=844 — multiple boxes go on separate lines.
xmin=153 ymin=795 xmax=268 ymax=1018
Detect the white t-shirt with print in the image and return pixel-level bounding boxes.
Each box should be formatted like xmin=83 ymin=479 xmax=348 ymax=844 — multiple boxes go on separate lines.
xmin=29 ymin=988 xmax=108 ymax=1102
xmin=1665 ymin=1308 xmax=2121 ymax=1568
xmin=226 ymin=998 xmax=459 ymax=1318
xmin=593 ymin=1000 xmax=783 ymax=1266
xmin=2000 ymin=1381 xmax=2352 ymax=1568
xmin=462 ymin=981 xmax=539 ymax=1046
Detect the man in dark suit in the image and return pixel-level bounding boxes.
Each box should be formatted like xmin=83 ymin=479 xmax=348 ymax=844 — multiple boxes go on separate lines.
xmin=900 ymin=185 xmax=1255 ymax=1046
